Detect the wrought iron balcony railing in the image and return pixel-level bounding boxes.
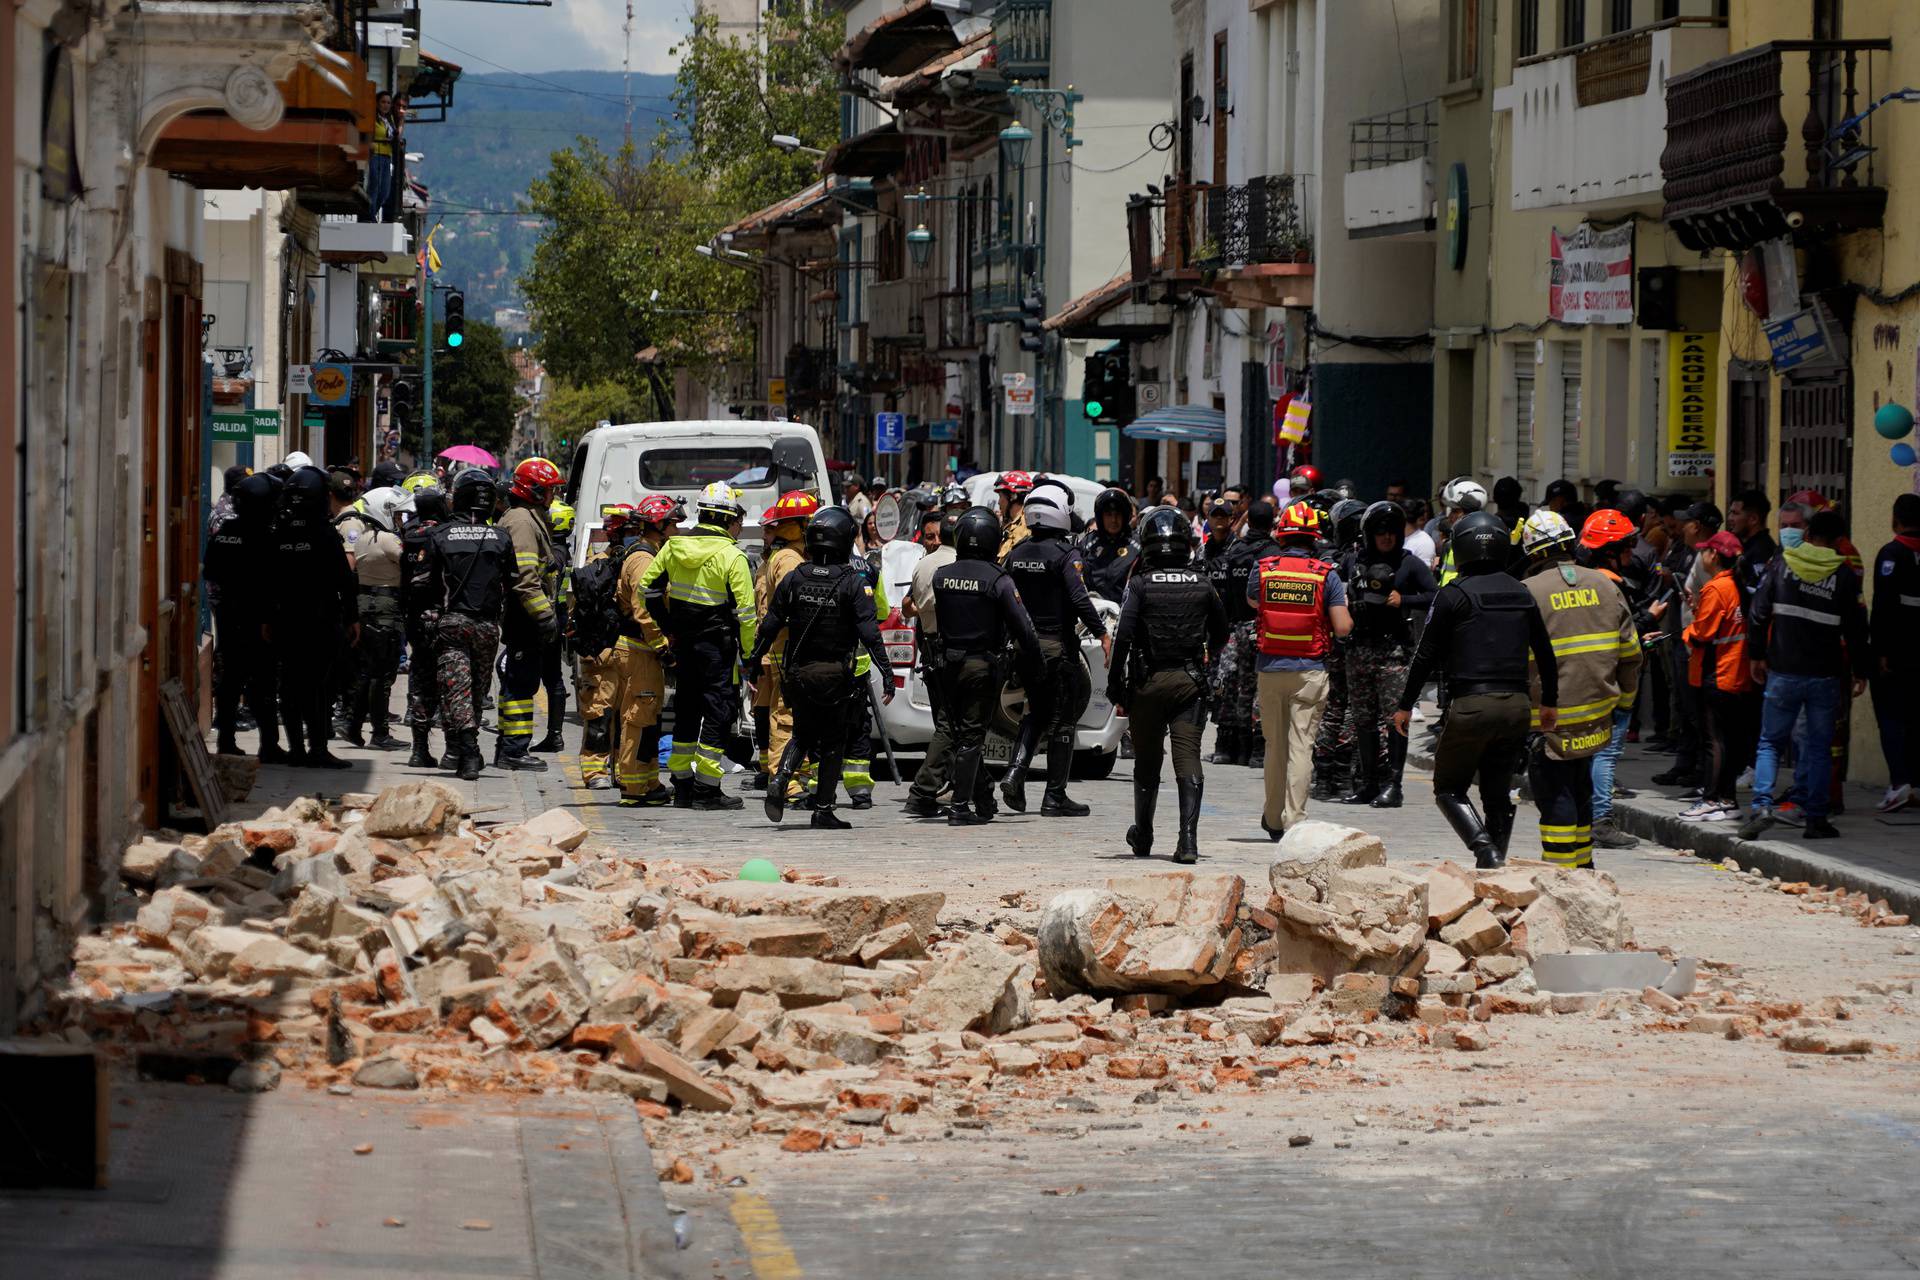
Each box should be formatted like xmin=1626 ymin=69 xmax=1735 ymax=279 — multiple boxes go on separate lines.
xmin=1196 ymin=176 xmax=1311 ymax=269
xmin=993 ymin=0 xmax=1052 ymax=81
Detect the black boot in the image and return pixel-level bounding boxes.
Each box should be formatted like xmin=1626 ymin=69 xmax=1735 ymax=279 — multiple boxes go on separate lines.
xmin=1437 ymin=792 xmax=1502 ymax=868
xmin=367 ymin=714 xmax=404 ymax=751
xmin=810 ymin=805 xmax=852 ymax=830
xmin=948 ymin=800 xmax=990 ymax=826
xmin=1127 ymin=775 xmax=1159 ymax=857
xmin=341 ymin=723 xmax=367 ymax=748
xmin=456 ymin=730 xmax=483 ymax=782
xmin=1486 ymin=799 xmax=1517 ymax=864
xmin=216 ymin=733 xmax=243 ymax=757
xmin=1040 ymin=736 xmax=1089 ymax=817
xmin=765 ymin=741 xmax=804 ymax=824
xmin=406 ymin=725 xmax=439 ymax=768
xmin=532 ymin=689 xmax=567 ymax=752
xmin=494 ymin=739 xmax=548 ymax=771
xmin=1206 ymin=729 xmax=1238 ymax=766
xmin=999 ymin=715 xmax=1043 ymax=813
xmin=1370 ymin=734 xmax=1407 ymax=808
xmin=903 ymin=792 xmax=948 ymax=819
xmin=1245 ymin=733 xmax=1264 ymax=768
xmin=688 ymin=782 xmax=744 ymax=811
xmin=531 ymin=728 xmax=565 ymax=753
xmin=1173 ymin=775 xmax=1203 ymax=864
xmin=672 ymin=778 xmax=696 ymax=809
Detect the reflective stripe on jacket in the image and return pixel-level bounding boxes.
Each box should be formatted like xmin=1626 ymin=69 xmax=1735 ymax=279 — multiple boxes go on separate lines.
xmin=1523 ymin=559 xmax=1643 ymax=760
xmin=1254 ymin=555 xmax=1333 ymax=659
xmin=639 ymin=525 xmax=757 ymax=653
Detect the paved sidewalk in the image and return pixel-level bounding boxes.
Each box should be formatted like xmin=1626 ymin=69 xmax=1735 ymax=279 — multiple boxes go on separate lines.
xmin=0 ymin=1083 xmax=683 ymax=1280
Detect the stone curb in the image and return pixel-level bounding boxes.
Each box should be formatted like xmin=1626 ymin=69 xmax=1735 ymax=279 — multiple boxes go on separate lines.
xmin=1408 ymin=734 xmax=1920 ymax=920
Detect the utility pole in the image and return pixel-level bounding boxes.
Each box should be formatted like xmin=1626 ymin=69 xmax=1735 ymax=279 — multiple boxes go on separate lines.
xmin=418 ymin=245 xmax=435 ymax=463
xmin=623 ymin=0 xmax=634 ymax=145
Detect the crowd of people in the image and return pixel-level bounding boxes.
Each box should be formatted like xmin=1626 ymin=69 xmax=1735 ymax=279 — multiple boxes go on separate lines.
xmin=203 ymin=451 xmax=1920 ymax=870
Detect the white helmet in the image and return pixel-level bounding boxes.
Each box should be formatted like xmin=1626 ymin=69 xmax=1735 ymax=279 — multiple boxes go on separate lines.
xmin=360 ymin=485 xmax=408 ymax=531
xmin=1440 ymin=476 xmax=1487 ymax=513
xmin=284 ymin=450 xmax=315 ymax=470
xmin=696 ymin=480 xmax=745 ymax=524
xmin=1024 ymin=486 xmax=1072 ymax=534
xmin=1521 ymin=508 xmax=1576 ymax=557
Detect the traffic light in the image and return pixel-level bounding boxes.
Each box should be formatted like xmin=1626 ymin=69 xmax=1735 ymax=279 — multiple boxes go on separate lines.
xmin=1019 ymin=290 xmax=1045 ymax=354
xmin=1105 ymin=352 xmax=1136 ymax=423
xmin=445 ymin=290 xmax=465 ymax=349
xmin=1082 ymin=354 xmax=1111 ymax=422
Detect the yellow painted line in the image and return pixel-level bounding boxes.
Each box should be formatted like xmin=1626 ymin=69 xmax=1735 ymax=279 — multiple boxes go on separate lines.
xmin=730 ymin=1192 xmax=804 ymax=1279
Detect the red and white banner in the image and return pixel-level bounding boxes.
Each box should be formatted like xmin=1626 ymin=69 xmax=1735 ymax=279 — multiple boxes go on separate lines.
xmin=1549 ymin=223 xmax=1634 ymax=325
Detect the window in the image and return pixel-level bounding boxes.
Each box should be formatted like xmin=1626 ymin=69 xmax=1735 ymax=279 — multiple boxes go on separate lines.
xmin=1517 ymin=0 xmax=1540 ymax=59
xmin=1447 ymin=0 xmax=1481 ymax=83
xmin=638 ymin=446 xmax=811 ymax=493
xmin=1606 ymin=0 xmax=1633 ymax=33
xmin=1558 ymin=341 xmax=1583 ymax=475
xmin=1560 ymin=0 xmax=1586 ymax=47
xmin=1511 ymin=352 xmax=1538 ymax=476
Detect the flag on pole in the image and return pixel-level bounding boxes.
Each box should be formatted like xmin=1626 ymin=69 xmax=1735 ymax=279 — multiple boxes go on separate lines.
xmin=420 ymin=225 xmax=443 ymax=276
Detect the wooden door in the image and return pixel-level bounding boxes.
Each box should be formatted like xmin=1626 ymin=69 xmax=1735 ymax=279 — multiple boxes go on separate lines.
xmin=138 ymin=283 xmax=162 ymax=823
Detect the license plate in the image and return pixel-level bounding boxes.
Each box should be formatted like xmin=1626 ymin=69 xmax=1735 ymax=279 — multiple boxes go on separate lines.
xmin=983 ymin=732 xmax=1015 ymax=765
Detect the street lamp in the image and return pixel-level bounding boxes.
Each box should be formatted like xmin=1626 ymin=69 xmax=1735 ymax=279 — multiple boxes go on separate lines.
xmin=998 ymin=119 xmax=1034 ymax=168
xmin=770 ymin=133 xmax=827 ymax=157
xmin=907 ymin=223 xmax=934 ymax=268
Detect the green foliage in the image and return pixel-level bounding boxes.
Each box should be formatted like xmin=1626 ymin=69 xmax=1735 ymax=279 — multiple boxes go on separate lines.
xmin=424 ymin=319 xmax=520 ymax=457
xmin=539 ymin=377 xmax=656 ymax=458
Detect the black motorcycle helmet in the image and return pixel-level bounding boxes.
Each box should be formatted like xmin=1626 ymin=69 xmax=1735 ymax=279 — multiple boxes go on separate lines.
xmin=1361 ymin=500 xmax=1407 ymax=543
xmin=1331 ymin=478 xmax=1358 ymax=502
xmin=450 ymin=468 xmax=499 ymax=518
xmin=953 ymin=506 xmax=1002 ymax=561
xmin=1092 ymin=487 xmax=1133 ymax=534
xmin=1304 ymin=488 xmax=1339 ymax=516
xmin=411 ymin=485 xmax=449 ymax=524
xmin=281 ymin=465 xmax=331 ymax=521
xmin=805 ymin=506 xmax=857 ymax=565
xmin=231 ymin=472 xmax=279 ymax=524
xmin=1449 ymin=511 xmax=1511 ymax=574
xmin=1138 ymin=506 xmax=1193 ymax=568
xmin=939 ymin=511 xmax=961 ymax=548
xmin=1329 ymin=499 xmax=1366 ymax=548
xmin=1614 ymin=488 xmax=1650 ymax=527
xmin=370 ymin=460 xmax=406 ymax=490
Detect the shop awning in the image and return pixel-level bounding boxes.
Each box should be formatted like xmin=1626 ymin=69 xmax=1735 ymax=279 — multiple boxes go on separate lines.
xmin=839 ymin=0 xmax=962 ymax=77
xmin=1122 ymin=404 xmax=1227 ymax=444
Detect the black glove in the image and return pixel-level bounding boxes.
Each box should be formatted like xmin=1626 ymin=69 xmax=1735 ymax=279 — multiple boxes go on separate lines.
xmin=744 ymin=658 xmax=762 ymax=684
xmin=656 ymin=645 xmax=677 ymax=671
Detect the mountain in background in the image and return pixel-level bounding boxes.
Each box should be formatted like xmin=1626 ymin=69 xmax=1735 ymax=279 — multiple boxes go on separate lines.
xmin=409 ymin=70 xmax=677 ymax=325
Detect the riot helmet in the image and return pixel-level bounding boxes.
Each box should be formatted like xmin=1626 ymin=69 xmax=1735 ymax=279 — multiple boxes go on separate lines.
xmin=805 ymin=506 xmax=858 ymax=565
xmin=1449 ymin=512 xmax=1511 ymax=574
xmin=450 ymin=468 xmax=499 ymax=518
xmin=1138 ymin=506 xmax=1194 ymax=568
xmin=953 ymin=507 xmax=1002 ymax=561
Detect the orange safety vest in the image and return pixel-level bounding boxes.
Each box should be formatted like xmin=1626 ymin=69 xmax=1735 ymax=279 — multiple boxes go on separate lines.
xmin=1255 ymin=555 xmax=1333 ymax=659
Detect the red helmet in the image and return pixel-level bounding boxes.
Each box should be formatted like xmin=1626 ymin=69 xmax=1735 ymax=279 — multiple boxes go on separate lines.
xmin=1579 ymin=508 xmax=1638 ymax=551
xmin=510 ymin=456 xmax=564 ymax=505
xmin=765 ymin=490 xmax=821 ymax=527
xmin=634 ymin=494 xmax=681 ymax=526
xmin=1784 ymin=488 xmax=1832 ymax=511
xmin=1289 ymin=464 xmax=1322 ymax=490
xmin=1276 ymin=501 xmax=1322 ymax=540
xmin=994 ymin=470 xmax=1035 ymax=495
xmin=600 ymin=503 xmax=637 ymax=537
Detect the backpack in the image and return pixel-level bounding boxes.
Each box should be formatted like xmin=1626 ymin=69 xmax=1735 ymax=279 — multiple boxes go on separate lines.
xmin=570 ymin=544 xmax=627 ymax=656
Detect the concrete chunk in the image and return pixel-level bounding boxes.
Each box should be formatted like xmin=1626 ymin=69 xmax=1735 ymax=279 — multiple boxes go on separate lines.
xmin=908 ymin=938 xmax=1028 ymax=1034
xmin=609 ymin=1030 xmax=734 ymax=1111
xmin=685 ymin=881 xmax=943 ymax=961
xmin=518 ymin=808 xmax=589 ymax=853
xmin=361 ymin=782 xmax=465 ymax=838
xmin=706 ymin=956 xmax=846 ymax=1009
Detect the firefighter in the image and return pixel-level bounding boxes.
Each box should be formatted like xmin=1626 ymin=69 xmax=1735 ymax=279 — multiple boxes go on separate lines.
xmin=755 ymin=490 xmax=817 ymax=800
xmin=611 ymin=496 xmax=680 ymax=806
xmin=932 ymin=507 xmax=1044 ymax=826
xmin=641 ymin=482 xmax=757 ymax=810
xmin=1394 ymin=511 xmax=1557 ymax=869
xmin=1250 ymin=502 xmax=1353 ymax=839
xmin=1516 ymin=509 xmax=1643 ymax=869
xmin=397 ymin=477 xmax=449 ymax=767
xmin=1579 ymin=507 xmax=1650 ymax=848
xmin=491 ymin=458 xmax=564 ymax=770
xmin=1000 ymin=485 xmax=1110 ymax=817
xmin=535 ymin=498 xmax=578 ymax=754
xmin=567 ymin=503 xmax=633 ymax=788
xmin=427 ymin=469 xmax=515 ymax=781
xmin=994 ymin=470 xmax=1034 ymax=562
xmin=1108 ymin=506 xmax=1228 ymax=863
xmin=746 ymin=507 xmax=896 ymax=829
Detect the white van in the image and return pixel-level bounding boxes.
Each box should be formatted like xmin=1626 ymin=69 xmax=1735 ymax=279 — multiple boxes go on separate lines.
xmin=561 ymin=421 xmax=833 ymax=570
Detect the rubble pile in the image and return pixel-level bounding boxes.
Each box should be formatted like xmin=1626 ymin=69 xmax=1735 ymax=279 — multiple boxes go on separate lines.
xmin=41 ymin=798 xmax=1894 ymax=1178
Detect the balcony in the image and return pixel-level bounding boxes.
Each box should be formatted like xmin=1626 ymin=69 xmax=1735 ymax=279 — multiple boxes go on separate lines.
xmin=1344 ymin=100 xmax=1436 ymax=238
xmin=1663 ymin=39 xmax=1893 ymax=252
xmin=1494 ymin=18 xmax=1728 ymax=213
xmin=969 ymin=242 xmax=1037 ymax=321
xmin=993 ymin=0 xmax=1052 ymax=81
xmin=1196 ymin=176 xmax=1312 ymax=268
xmin=868 ymin=278 xmax=928 ymax=346
xmin=936 ymin=291 xmax=975 ymax=352
xmin=318 ymin=217 xmax=411 ymax=264
xmin=783 ymin=346 xmax=838 ymax=405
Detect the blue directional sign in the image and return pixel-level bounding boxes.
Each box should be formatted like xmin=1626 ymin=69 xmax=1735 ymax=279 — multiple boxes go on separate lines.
xmin=875 ymin=411 xmax=905 ymax=455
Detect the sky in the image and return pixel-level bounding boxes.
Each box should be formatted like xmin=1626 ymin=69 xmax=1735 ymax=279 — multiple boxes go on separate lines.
xmin=420 ymin=0 xmax=695 ymax=77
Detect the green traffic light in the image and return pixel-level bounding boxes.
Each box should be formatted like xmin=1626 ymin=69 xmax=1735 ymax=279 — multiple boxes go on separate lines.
xmin=447 ymin=331 xmax=464 ymax=348
xmin=1084 ymin=399 xmax=1104 ymax=419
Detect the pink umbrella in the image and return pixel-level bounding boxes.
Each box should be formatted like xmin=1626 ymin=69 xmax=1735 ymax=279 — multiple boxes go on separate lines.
xmin=438 ymin=444 xmax=498 ymax=467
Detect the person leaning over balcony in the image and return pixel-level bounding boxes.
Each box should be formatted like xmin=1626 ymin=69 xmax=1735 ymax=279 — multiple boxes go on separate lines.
xmin=1739 ymin=509 xmax=1871 ymax=843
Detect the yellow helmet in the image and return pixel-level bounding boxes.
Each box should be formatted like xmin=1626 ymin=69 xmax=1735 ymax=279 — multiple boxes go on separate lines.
xmin=548 ymin=499 xmax=576 ymax=535
xmin=402 ymin=471 xmax=439 ymax=494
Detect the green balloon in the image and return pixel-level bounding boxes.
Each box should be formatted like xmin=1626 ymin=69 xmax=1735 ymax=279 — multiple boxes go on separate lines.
xmin=1874 ymin=401 xmax=1914 ymax=440
xmin=739 ymin=858 xmax=781 ymax=883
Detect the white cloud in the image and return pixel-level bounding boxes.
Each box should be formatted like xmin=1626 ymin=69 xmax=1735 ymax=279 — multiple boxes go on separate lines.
xmin=421 ymin=0 xmax=696 ymax=75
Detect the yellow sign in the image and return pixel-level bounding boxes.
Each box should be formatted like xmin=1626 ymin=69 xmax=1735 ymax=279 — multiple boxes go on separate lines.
xmin=1665 ymin=331 xmax=1718 ymax=478
xmin=768 ymin=377 xmax=787 ymax=407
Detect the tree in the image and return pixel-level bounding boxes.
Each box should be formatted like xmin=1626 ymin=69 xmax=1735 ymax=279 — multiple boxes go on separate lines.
xmin=539 ymin=377 xmax=656 ymax=458
xmin=423 ymin=319 xmax=521 ymax=458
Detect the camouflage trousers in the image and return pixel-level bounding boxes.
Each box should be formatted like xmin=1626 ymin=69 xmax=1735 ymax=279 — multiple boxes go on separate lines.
xmin=406 ymin=619 xmax=440 ymax=726
xmin=1311 ymin=645 xmax=1355 ymax=789
xmin=434 ymin=613 xmax=499 ymax=733
xmin=1342 ymin=638 xmax=1411 ymax=788
xmin=1209 ymin=621 xmax=1260 ymax=738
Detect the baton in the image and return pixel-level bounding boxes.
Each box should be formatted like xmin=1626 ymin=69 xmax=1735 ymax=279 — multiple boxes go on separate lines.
xmin=862 ymin=670 xmax=903 ymax=784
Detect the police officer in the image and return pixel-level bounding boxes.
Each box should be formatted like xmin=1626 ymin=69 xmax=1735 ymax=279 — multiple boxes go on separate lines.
xmin=754 ymin=491 xmax=817 ymax=798
xmin=1078 ymin=487 xmax=1139 ymax=602
xmin=1338 ymin=501 xmax=1437 ymax=808
xmin=268 ymin=466 xmax=358 ymax=769
xmin=641 ymin=482 xmax=758 ymax=810
xmin=428 ymin=469 xmax=515 ymax=781
xmin=1393 ymin=512 xmax=1558 ymax=869
xmin=1208 ymin=501 xmax=1280 ymax=768
xmin=536 ymin=498 xmax=578 ymax=754
xmin=1000 ymin=485 xmax=1111 ymax=816
xmin=204 ymin=473 xmax=283 ymax=760
xmin=338 ymin=486 xmax=408 ymax=750
xmin=495 ymin=457 xmax=565 ymax=771
xmin=1109 ymin=507 xmax=1228 ymax=863
xmin=398 ymin=477 xmax=448 ymax=767
xmin=994 ymin=470 xmax=1034 ymax=562
xmin=746 ymin=507 xmax=896 ymax=830
xmin=903 ymin=511 xmax=959 ymax=818
xmin=932 ymin=508 xmax=1044 ymax=826
xmin=1518 ymin=510 xmax=1643 ymax=869
xmin=611 ymin=496 xmax=679 ymax=806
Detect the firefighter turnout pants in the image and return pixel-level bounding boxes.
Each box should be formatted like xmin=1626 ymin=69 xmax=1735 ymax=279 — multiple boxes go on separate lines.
xmin=610 ymin=636 xmax=667 ymax=799
xmin=1528 ymin=747 xmax=1596 ymax=869
xmin=667 ymin=635 xmax=738 ymax=793
xmin=496 ymin=633 xmax=544 ymax=760
xmin=577 ymin=650 xmax=617 ymax=784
